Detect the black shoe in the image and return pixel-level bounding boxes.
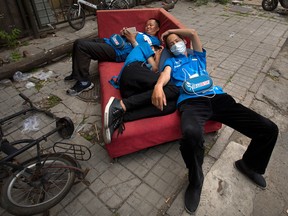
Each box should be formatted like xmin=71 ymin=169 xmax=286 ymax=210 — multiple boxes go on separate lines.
xmin=104 ymin=97 xmax=124 ymax=128
xmin=64 ymin=74 xmax=75 ymax=81
xmin=66 ymin=81 xmax=94 ymax=96
xmin=103 ymin=113 xmax=125 ymax=144
xmin=103 ymin=97 xmax=125 ymax=144
xmin=184 ymin=183 xmax=203 ymax=214
xmin=234 ymin=159 xmax=266 ymax=189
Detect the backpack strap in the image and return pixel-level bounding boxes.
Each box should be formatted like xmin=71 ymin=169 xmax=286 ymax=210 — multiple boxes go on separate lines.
xmin=109 ymin=75 xmax=120 ymax=89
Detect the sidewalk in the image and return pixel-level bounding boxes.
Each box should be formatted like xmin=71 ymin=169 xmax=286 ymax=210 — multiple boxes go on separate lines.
xmin=0 ymin=1 xmax=288 ymax=216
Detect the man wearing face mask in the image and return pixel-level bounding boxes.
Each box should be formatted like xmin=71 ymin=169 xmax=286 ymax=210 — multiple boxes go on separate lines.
xmin=152 ymin=28 xmax=278 ymax=214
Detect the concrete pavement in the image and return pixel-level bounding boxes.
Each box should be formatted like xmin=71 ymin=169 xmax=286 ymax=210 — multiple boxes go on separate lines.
xmin=0 ymin=1 xmax=288 ymax=215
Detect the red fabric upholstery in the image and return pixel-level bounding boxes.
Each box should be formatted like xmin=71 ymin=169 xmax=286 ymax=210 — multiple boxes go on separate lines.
xmin=97 ymin=8 xmax=222 ymax=158
xmin=97 ymin=8 xmax=191 ymax=46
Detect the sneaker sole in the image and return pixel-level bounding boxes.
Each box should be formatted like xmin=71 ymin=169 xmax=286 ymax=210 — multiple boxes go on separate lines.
xmin=184 ymin=205 xmax=194 ymax=214
xmin=104 ymin=97 xmax=115 ymax=129
xmin=79 ymin=82 xmax=94 ymax=93
xmin=103 ymin=127 xmax=111 ymax=144
xmin=67 ymin=83 xmax=94 ymax=96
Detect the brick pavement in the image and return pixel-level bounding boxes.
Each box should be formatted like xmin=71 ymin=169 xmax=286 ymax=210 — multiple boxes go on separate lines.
xmin=0 ymin=1 xmax=288 ymax=215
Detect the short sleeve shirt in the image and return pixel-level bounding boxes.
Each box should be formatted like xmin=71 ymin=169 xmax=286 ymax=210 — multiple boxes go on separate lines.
xmin=163 ymin=49 xmax=225 ymax=105
xmin=117 ymin=43 xmax=155 ymax=83
xmin=104 ymin=33 xmax=160 ymax=62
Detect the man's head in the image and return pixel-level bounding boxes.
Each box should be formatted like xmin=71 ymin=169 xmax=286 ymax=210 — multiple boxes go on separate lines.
xmin=145 ymin=19 xmax=160 ymax=36
xmin=164 ymin=33 xmax=186 ymax=56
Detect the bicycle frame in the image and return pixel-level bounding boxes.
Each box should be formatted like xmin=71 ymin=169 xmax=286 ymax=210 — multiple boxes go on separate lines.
xmin=0 ymin=94 xmax=74 ymax=163
xmin=76 ymin=0 xmax=99 ymax=11
xmin=0 ymin=124 xmax=64 ymax=162
xmin=0 ymin=95 xmax=90 ymax=216
xmin=68 ymin=0 xmax=129 ymax=30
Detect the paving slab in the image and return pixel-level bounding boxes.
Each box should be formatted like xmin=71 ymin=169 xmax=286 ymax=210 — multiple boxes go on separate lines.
xmin=197 ymin=141 xmax=254 ymax=216
xmin=1 ymin=1 xmax=288 ymax=216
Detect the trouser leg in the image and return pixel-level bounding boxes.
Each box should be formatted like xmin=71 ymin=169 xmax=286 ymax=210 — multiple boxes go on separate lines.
xmin=122 ymin=98 xmax=178 ymax=122
xmin=72 ymin=38 xmax=116 ymax=81
xmin=119 ymin=63 xmax=179 ymax=122
xmin=210 ymin=94 xmax=279 ymax=174
xmin=119 ymin=62 xmax=160 ymax=98
xmin=178 ymin=99 xmax=212 ymax=186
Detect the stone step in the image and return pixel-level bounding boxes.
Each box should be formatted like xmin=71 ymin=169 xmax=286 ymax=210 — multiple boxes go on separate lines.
xmin=197 ymin=141 xmax=256 ymax=216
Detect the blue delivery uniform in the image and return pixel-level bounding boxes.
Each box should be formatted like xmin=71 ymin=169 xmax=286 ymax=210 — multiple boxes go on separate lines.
xmin=163 ymin=49 xmax=225 ymax=104
xmin=114 ymin=43 xmax=179 ymax=122
xmin=162 ymin=48 xmax=278 ymax=195
xmin=71 ymin=32 xmax=160 ymax=82
xmin=104 ymin=32 xmax=160 ymax=62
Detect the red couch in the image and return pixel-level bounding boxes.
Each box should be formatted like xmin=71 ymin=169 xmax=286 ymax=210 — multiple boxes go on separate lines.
xmin=97 ymin=8 xmax=222 ymax=159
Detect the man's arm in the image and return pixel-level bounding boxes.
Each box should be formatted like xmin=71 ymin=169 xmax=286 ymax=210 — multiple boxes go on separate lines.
xmin=161 ymin=29 xmax=202 ymax=52
xmin=152 ymin=66 xmax=172 ymax=111
xmin=147 ymin=48 xmax=163 ymax=73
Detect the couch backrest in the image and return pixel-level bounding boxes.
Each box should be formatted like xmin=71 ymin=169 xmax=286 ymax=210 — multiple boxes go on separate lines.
xmin=96 ymin=8 xmax=191 ymax=48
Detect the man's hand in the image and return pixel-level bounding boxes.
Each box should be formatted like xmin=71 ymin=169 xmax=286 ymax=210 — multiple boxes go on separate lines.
xmin=152 ymin=85 xmax=166 ymax=111
xmin=160 ymin=30 xmax=170 ymax=42
xmin=151 ymin=47 xmax=163 ymax=73
xmin=151 ymin=67 xmax=172 ymax=110
xmin=154 ymin=47 xmax=163 ymax=60
xmin=121 ymin=27 xmax=137 ymax=44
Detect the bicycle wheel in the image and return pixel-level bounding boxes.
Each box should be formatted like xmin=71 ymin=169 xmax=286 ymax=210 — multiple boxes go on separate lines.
xmin=262 ymin=0 xmax=278 ymax=11
xmin=67 ymin=4 xmax=86 ymax=30
xmin=109 ymin=0 xmax=129 ymax=9
xmin=1 ymin=153 xmax=76 ymax=216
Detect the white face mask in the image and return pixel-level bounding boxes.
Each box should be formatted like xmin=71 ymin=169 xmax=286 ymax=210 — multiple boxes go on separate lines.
xmin=170 ymin=41 xmax=186 ymax=56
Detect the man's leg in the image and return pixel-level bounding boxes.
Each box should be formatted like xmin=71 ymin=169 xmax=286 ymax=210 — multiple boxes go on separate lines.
xmin=119 ymin=63 xmax=179 ymax=121
xmin=103 ymin=64 xmax=179 ymax=143
xmin=119 ymin=62 xmax=159 ymax=98
xmin=210 ymin=94 xmax=279 ymax=187
xmin=70 ymin=38 xmax=116 ymax=81
xmin=103 ymin=83 xmax=179 ymax=144
xmin=178 ymin=98 xmax=212 ymax=214
xmin=67 ymin=38 xmax=116 ymax=96
xmin=123 ymin=97 xmax=178 ymax=122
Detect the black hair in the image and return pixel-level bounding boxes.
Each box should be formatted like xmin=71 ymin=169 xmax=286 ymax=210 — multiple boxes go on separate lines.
xmin=163 ymin=32 xmax=184 ymax=48
xmin=152 ymin=45 xmax=162 ymax=51
xmin=148 ymin=18 xmax=161 ymax=28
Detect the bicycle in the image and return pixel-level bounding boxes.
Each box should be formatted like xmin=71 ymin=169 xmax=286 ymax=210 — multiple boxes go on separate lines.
xmin=67 ymin=0 xmax=130 ymax=30
xmin=0 ymin=94 xmax=91 ymax=216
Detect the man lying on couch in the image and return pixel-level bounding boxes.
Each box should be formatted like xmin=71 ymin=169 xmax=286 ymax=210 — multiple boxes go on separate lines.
xmin=66 ymin=18 xmax=161 ymax=96
xmin=152 ymin=28 xmax=279 ymax=214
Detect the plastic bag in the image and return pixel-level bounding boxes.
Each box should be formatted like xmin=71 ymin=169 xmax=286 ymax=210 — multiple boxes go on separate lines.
xmin=25 ymin=82 xmax=35 ymax=89
xmin=33 ymin=70 xmax=54 ymax=81
xmin=13 ymin=71 xmax=30 ymax=82
xmin=21 ymin=116 xmax=40 ymax=133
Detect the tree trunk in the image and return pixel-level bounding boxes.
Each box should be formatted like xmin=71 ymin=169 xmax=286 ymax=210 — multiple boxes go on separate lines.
xmin=0 ymin=33 xmax=97 ymax=80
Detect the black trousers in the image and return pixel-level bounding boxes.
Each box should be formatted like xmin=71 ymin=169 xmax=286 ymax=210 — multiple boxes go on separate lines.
xmin=179 ymin=94 xmax=278 ymax=184
xmin=119 ymin=62 xmax=179 ymax=122
xmin=71 ymin=38 xmax=116 ymax=81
